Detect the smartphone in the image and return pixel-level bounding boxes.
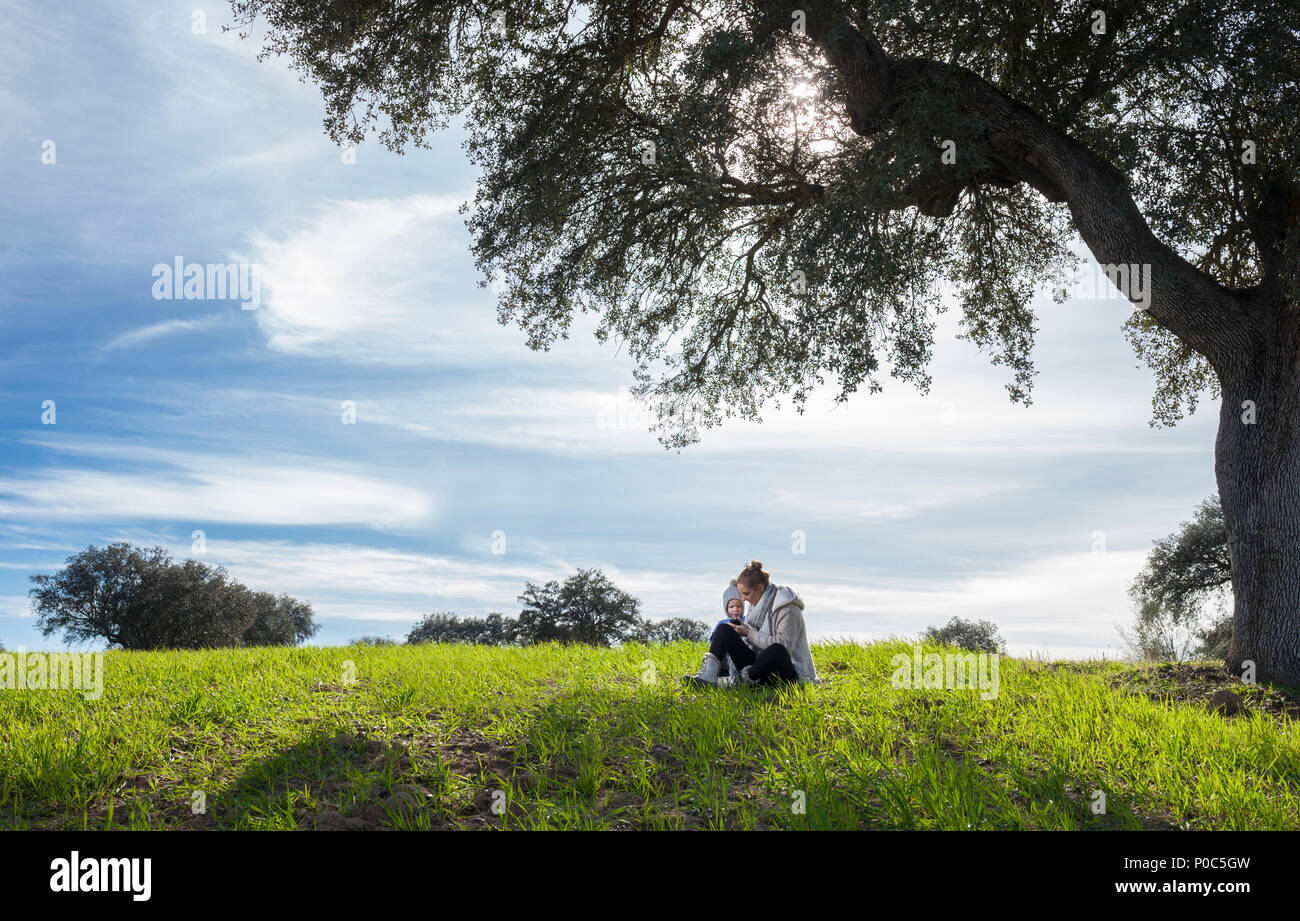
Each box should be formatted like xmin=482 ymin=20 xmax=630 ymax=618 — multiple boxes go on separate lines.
xmin=728 ymin=618 xmax=742 ymax=625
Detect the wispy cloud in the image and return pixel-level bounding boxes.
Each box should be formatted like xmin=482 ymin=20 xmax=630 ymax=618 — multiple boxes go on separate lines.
xmin=251 ymin=195 xmax=475 ymax=360
xmin=192 ymin=540 xmax=540 ymax=601
xmin=769 ymin=481 xmax=1020 ymax=521
xmin=0 ymin=595 xmax=33 ymax=619
xmin=354 ymin=374 xmax=1213 ymax=460
xmin=97 ymin=312 xmax=227 ymax=352
xmin=801 ymin=549 xmax=1146 ymax=657
xmin=0 ymin=438 xmax=433 ymax=529
xmin=194 ymin=134 xmax=329 ymax=175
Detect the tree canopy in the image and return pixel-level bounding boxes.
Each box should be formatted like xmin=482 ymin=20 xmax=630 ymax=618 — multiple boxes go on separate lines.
xmin=28 ymin=543 xmax=319 ymax=650
xmin=1124 ymin=495 xmax=1233 ymax=660
xmin=229 ymin=0 xmax=1299 ymax=442
xmin=921 ymin=616 xmax=1005 ymax=654
xmin=628 ymin=616 xmax=711 ymax=644
xmin=1129 ymin=495 xmax=1232 ymax=623
xmin=408 ymin=611 xmax=520 ymax=645
xmin=516 ymin=568 xmax=644 ymax=646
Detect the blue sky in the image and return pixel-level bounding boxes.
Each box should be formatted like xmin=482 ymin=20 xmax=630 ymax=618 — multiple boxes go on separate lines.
xmin=0 ymin=0 xmax=1220 ymax=657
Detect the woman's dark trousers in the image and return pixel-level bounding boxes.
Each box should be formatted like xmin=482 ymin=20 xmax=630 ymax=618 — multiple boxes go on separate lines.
xmin=708 ymin=623 xmax=800 ymax=686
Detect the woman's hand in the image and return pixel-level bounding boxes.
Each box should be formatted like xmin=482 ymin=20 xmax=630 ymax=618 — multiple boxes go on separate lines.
xmin=730 ymin=622 xmax=751 ymax=637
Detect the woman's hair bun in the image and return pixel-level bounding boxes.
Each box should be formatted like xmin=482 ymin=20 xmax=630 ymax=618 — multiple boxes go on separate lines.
xmin=737 ymin=560 xmax=771 ymax=588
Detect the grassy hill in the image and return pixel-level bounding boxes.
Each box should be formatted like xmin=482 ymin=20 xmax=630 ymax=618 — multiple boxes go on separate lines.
xmin=2 ymin=639 xmax=1297 ymax=830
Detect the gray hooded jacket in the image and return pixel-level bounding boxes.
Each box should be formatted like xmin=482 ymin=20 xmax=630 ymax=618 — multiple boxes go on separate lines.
xmin=743 ymin=585 xmax=818 ymax=684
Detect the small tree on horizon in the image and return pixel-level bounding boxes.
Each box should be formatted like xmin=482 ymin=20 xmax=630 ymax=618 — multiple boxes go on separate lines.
xmin=628 ymin=616 xmax=711 ymax=644
xmin=138 ymin=558 xmax=258 ymax=649
xmin=407 ymin=612 xmax=520 ymax=645
xmin=352 ymin=634 xmax=399 ymax=646
xmin=516 ymin=569 xmax=643 ymax=647
xmin=1116 ymin=597 xmax=1205 ymax=662
xmin=922 ymin=617 xmax=1005 ymax=654
xmin=244 ymin=591 xmax=320 ymax=646
xmin=29 ymin=543 xmax=170 ymax=649
xmin=1127 ymin=495 xmax=1233 ymax=661
xmin=407 ymin=600 xmax=706 ymax=646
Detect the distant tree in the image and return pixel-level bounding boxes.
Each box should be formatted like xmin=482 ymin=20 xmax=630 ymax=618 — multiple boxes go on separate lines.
xmin=407 ymin=612 xmax=519 ymax=645
xmin=244 ymin=591 xmax=319 ymax=646
xmin=1128 ymin=496 xmax=1233 ymax=660
xmin=28 ymin=543 xmax=317 ymax=650
xmin=922 ymin=617 xmax=1005 ymax=654
xmin=1116 ymin=598 xmax=1204 ymax=662
xmin=352 ymin=635 xmax=399 ymax=646
xmin=407 ymin=581 xmax=708 ymax=648
xmin=516 ymin=569 xmax=642 ymax=647
xmin=1130 ymin=497 xmax=1231 ymax=620
xmin=628 ymin=617 xmax=711 ymax=644
xmin=513 ymin=585 xmax=568 ymax=646
xmin=138 ymin=558 xmax=258 ymax=649
xmin=1196 ymin=616 xmax=1233 ymax=661
xmin=466 ymin=612 xmax=517 ymax=646
xmin=28 ymin=543 xmax=171 ymax=648
xmin=407 ymin=613 xmax=465 ymax=644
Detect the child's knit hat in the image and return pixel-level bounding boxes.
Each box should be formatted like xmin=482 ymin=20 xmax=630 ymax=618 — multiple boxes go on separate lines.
xmin=722 ymin=579 xmax=742 ymax=616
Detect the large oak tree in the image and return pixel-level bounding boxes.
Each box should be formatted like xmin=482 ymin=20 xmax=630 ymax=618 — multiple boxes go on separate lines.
xmin=29 ymin=543 xmax=320 ymax=650
xmin=229 ymin=0 xmax=1300 ymax=682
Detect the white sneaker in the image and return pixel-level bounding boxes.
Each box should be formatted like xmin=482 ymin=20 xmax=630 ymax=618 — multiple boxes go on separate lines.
xmin=717 ymin=675 xmax=737 ymax=688
xmin=683 ymin=653 xmax=721 ymax=687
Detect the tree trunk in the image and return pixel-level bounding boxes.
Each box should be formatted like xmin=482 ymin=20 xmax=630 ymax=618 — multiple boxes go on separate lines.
xmin=1216 ymin=304 xmax=1300 ymax=686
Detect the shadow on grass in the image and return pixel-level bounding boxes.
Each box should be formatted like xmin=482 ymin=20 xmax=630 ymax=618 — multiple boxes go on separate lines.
xmin=201 ymin=721 xmax=521 ymax=830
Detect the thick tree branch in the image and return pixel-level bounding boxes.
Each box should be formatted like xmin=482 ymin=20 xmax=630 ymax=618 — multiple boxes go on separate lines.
xmin=780 ymin=4 xmax=1255 ymax=369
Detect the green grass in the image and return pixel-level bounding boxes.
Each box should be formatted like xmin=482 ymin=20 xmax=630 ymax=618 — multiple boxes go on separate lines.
xmin=1 ymin=639 xmax=1297 ymax=829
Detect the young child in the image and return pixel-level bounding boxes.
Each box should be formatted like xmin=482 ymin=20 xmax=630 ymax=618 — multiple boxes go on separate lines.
xmin=716 ymin=580 xmax=744 ymax=677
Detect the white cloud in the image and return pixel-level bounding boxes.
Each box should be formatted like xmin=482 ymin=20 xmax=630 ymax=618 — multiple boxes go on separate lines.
xmin=98 ymin=313 xmax=227 ymax=352
xmin=251 ymin=195 xmax=478 ymax=359
xmin=769 ymin=480 xmax=1020 ymax=521
xmin=0 ymin=596 xmax=33 ymax=619
xmin=150 ymin=539 xmax=569 ymax=631
xmin=799 ymin=549 xmax=1147 ymax=658
xmin=353 ymin=372 xmax=1215 ymax=460
xmin=246 ymin=193 xmax=643 ymax=377
xmin=198 ymin=135 xmax=330 ymax=174
xmin=206 ymin=541 xmax=540 ymax=602
xmin=0 ymin=439 xmax=433 ymax=529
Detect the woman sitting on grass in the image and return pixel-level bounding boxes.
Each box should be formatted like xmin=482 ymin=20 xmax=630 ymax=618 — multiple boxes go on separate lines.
xmin=684 ymin=561 xmax=818 ymax=688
